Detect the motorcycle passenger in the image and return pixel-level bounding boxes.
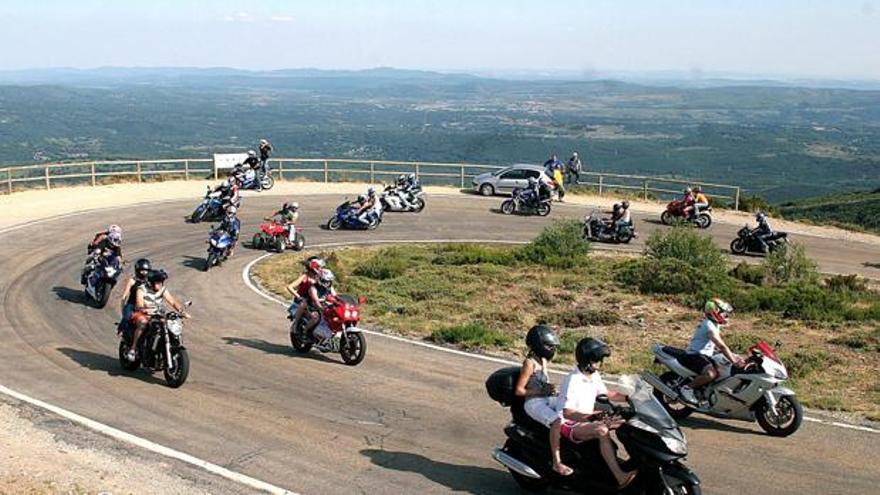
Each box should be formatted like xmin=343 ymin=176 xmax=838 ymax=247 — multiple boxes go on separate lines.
xmin=355 ymin=187 xmax=380 ymax=225
xmin=524 ymin=176 xmax=542 ymax=206
xmin=514 ymin=325 xmax=571 ymax=476
xmin=680 ymin=187 xmax=695 ymax=219
xmin=213 ymin=175 xmax=241 ymax=211
xmin=753 ymin=211 xmax=776 ymax=253
xmin=538 ymin=171 xmax=556 ymax=201
xmin=303 ymin=268 xmax=339 ymax=348
xmin=117 ymin=258 xmax=152 ymax=331
xmin=125 ymin=269 xmax=189 ymax=362
xmin=219 ymin=206 xmax=241 ymax=257
xmin=399 ymin=172 xmax=421 ymax=209
xmin=678 ymin=298 xmax=744 ymax=405
xmin=611 ymin=200 xmax=632 ymax=235
xmin=83 ymin=225 xmax=123 ymax=284
xmin=692 ymin=186 xmax=709 ymax=218
xmin=286 ymin=257 xmax=325 ymax=332
xmin=267 ymin=202 xmax=300 ymax=244
xmin=557 ymin=338 xmax=637 ymax=490
xmin=390 ymin=174 xmax=415 ymax=210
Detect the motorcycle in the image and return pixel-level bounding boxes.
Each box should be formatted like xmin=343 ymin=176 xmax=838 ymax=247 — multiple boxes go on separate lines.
xmin=289 ymin=294 xmax=367 ymax=365
xmin=730 ymin=227 xmax=788 ymax=256
xmin=118 ymin=303 xmax=191 ymax=388
xmin=204 ymin=227 xmax=234 ymax=271
xmin=82 ymin=250 xmax=122 ymax=308
xmin=583 ymin=212 xmax=636 ymax=244
xmin=501 ymin=188 xmax=551 ymax=216
xmin=252 ymin=221 xmax=305 ymax=252
xmin=190 ymin=186 xmax=229 ymax=223
xmin=660 ymin=200 xmax=712 ymax=229
xmin=487 ymin=371 xmax=701 ymax=494
xmin=327 ymin=201 xmax=382 ymax=230
xmin=238 ymin=167 xmax=274 ymax=191
xmin=380 ymin=184 xmax=426 ymax=212
xmin=643 ymin=341 xmax=803 ymax=437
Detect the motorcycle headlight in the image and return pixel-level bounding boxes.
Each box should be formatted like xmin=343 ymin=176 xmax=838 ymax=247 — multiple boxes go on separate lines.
xmin=662 ymin=435 xmax=688 ymax=455
xmin=167 ymin=319 xmax=183 ymax=336
xmin=104 ymin=266 xmax=116 ymax=276
xmin=775 ymin=367 xmax=788 ymax=380
xmin=210 ymin=239 xmax=218 ymax=247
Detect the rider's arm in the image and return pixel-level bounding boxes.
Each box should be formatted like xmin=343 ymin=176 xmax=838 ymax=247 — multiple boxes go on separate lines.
xmin=133 ymin=287 xmax=147 ymax=312
xmin=119 ymin=278 xmax=134 ymax=309
xmin=286 ymin=274 xmax=306 ymax=295
xmin=514 ymin=359 xmax=541 ymax=399
xmin=308 ymin=285 xmax=323 ymax=308
xmin=162 ymin=290 xmax=189 ymax=317
xmin=709 ymin=331 xmax=741 ymax=364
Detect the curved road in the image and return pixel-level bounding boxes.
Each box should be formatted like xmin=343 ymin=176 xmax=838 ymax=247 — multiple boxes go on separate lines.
xmin=0 ymin=193 xmax=878 ymax=494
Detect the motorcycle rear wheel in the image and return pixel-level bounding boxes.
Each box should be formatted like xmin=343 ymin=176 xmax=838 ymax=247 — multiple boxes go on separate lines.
xmin=163 ymin=348 xmax=189 ymax=388
xmin=502 ymin=440 xmax=550 ymax=493
xmin=340 ymin=332 xmax=367 ymax=366
xmin=367 ymin=217 xmax=380 ymax=230
xmin=660 ymin=211 xmax=673 ymax=225
xmin=274 ymin=235 xmax=286 ymax=253
xmin=730 ymin=238 xmax=747 ymax=255
xmin=252 ymin=233 xmax=264 ymax=249
xmin=654 ymin=372 xmax=694 ymax=419
xmin=756 ymin=395 xmax=803 ymax=437
xmin=290 ymin=323 xmax=313 ymax=353
xmin=616 ymin=231 xmax=633 ymax=244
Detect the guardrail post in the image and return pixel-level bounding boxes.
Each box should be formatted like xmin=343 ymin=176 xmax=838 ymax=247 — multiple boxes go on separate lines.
xmin=643 ymin=180 xmax=648 ymax=200
xmin=323 ymin=160 xmax=329 ymax=183
xmin=184 ymin=160 xmax=189 ymax=180
xmin=415 ymin=163 xmax=420 ymax=180
xmin=136 ymin=162 xmax=142 ymax=183
xmin=734 ymin=187 xmax=741 ymax=211
xmin=460 ymin=165 xmax=465 ymax=189
xmin=369 ymin=161 xmax=375 ymax=183
xmin=598 ymin=175 xmax=604 ymax=196
xmin=6 ymin=168 xmax=11 ymax=194
xmin=91 ymin=163 xmax=96 ymax=186
xmin=278 ymin=160 xmax=284 ymax=181
xmin=45 ymin=167 xmax=50 ymax=190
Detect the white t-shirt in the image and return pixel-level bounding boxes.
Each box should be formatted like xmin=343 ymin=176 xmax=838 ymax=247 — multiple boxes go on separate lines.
xmin=686 ymin=318 xmax=720 ymax=356
xmin=556 ymin=367 xmax=608 ymax=419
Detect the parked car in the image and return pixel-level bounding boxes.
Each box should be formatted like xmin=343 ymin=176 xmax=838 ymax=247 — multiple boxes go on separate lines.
xmin=472 ymin=164 xmax=547 ymax=196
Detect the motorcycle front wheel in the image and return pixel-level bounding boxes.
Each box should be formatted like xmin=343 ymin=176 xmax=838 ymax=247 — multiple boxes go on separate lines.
xmin=204 ymin=252 xmax=217 ymax=272
xmin=327 ymin=217 xmax=342 ymax=231
xmin=412 ymin=197 xmax=426 ymax=213
xmin=500 ymin=200 xmax=515 ymax=215
xmin=340 ymin=332 xmax=367 ymax=366
xmin=756 ymin=395 xmax=803 ymax=437
xmin=252 ymin=233 xmax=264 ymax=249
xmin=293 ymin=232 xmax=306 ymax=251
xmin=191 ymin=205 xmax=206 ymax=223
xmin=261 ymin=175 xmax=275 ymax=190
xmin=274 ymin=235 xmax=286 ymax=253
xmin=93 ymin=280 xmax=113 ymax=308
xmin=697 ymin=213 xmax=712 ymax=229
xmin=163 ymin=348 xmax=190 ymax=388
xmin=536 ymin=203 xmax=551 ymax=217
xmin=118 ymin=341 xmax=140 ymax=371
xmin=730 ymin=238 xmax=747 ymax=254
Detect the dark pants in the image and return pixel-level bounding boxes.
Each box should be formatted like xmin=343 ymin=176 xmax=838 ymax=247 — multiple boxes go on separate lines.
xmin=566 ymin=170 xmax=580 ymax=185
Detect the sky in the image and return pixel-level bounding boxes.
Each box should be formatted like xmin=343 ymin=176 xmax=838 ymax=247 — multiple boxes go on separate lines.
xmin=0 ymin=0 xmax=878 ymax=80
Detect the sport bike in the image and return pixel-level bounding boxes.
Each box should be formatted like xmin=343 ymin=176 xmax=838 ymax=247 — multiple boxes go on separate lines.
xmin=238 ymin=167 xmax=274 ymax=191
xmin=380 ymin=184 xmax=426 ymax=212
xmin=327 ymin=202 xmax=382 ymax=230
xmin=289 ymin=294 xmax=367 ymax=365
xmin=583 ymin=212 xmax=636 ymax=244
xmin=252 ymin=222 xmax=305 ymax=252
xmin=118 ymin=303 xmax=191 ymax=388
xmin=488 ymin=371 xmax=702 ymax=494
xmin=660 ymin=200 xmax=712 ymax=229
xmin=82 ymin=250 xmax=122 ymax=308
xmin=190 ymin=186 xmax=229 ymax=223
xmin=204 ymin=228 xmax=233 ymax=271
xmin=501 ymin=188 xmax=551 ymax=216
xmin=730 ymin=227 xmax=788 ymax=256
xmin=643 ymin=341 xmax=802 ymax=436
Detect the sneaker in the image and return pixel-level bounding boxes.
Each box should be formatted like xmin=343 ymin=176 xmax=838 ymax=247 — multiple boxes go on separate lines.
xmin=679 ymin=386 xmax=698 ymax=405
xmin=125 ymin=349 xmax=137 ymax=362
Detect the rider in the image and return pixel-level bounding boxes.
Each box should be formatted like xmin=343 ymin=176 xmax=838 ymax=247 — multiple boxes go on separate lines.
xmin=397 ymin=173 xmax=421 ymax=210
xmin=525 ymin=176 xmax=542 ymax=206
xmin=83 ymin=225 xmax=123 ymax=284
xmin=557 ymin=338 xmax=637 ymax=489
xmin=514 ymin=325 xmax=571 ymax=476
xmin=212 ymin=174 xmax=241 ymax=211
xmin=610 ymin=200 xmax=632 ymax=235
xmin=303 ymin=268 xmax=339 ymax=349
xmin=267 ymin=202 xmax=300 ymax=244
xmin=692 ymin=186 xmax=709 ymax=219
xmin=680 ymin=187 xmax=696 ymax=219
xmin=219 ymin=205 xmax=242 ymax=257
xmin=753 ymin=211 xmax=776 ymax=253
xmin=125 ymin=269 xmax=189 ymax=362
xmin=285 ymin=257 xmax=325 ymax=331
xmin=117 ymin=258 xmax=152 ymax=331
xmin=242 ymin=150 xmax=263 ymax=191
xmin=355 ymin=187 xmax=380 ymax=225
xmin=678 ymin=298 xmax=744 ymax=405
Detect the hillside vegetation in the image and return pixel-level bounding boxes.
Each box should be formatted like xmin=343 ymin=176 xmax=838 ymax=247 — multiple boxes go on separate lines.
xmin=778 ymin=189 xmax=880 ymax=233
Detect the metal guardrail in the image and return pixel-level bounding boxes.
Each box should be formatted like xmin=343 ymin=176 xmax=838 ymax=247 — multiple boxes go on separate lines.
xmin=0 ymin=157 xmax=741 ymax=210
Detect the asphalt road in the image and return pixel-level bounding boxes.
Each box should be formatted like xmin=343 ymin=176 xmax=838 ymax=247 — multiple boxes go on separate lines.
xmin=0 ymin=193 xmax=878 ymax=495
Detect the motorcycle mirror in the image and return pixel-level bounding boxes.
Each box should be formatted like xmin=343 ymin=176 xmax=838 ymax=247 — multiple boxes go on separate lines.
xmin=774 ymin=340 xmax=783 ymax=349
xmin=595 ymin=394 xmax=610 ymax=405
xmin=358 ymin=295 xmax=367 ymax=305
xmin=184 ymin=300 xmax=193 ymax=307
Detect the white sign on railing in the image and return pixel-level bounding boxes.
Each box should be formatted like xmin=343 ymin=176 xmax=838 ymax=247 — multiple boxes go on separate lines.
xmin=213 ymin=153 xmax=249 ymax=173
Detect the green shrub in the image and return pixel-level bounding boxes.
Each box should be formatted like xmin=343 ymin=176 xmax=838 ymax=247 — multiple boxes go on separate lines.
xmin=543 ymin=307 xmax=620 ymax=327
xmin=829 ymin=328 xmax=880 ymax=352
xmin=825 ymin=274 xmax=868 ymax=294
xmin=432 ymin=243 xmax=515 ymax=266
xmin=430 ymin=323 xmax=514 ymax=349
xmin=764 ymin=243 xmax=818 ymax=285
xmin=729 ymin=262 xmax=766 ymax=286
xmin=784 ymin=349 xmax=843 ymax=380
xmin=516 ymin=220 xmax=591 ymax=269
xmin=352 ymin=252 xmax=407 ymax=280
xmin=615 ymin=258 xmax=732 ymax=298
xmin=738 ymin=194 xmax=777 ymax=215
xmin=645 ymin=227 xmax=725 ymax=273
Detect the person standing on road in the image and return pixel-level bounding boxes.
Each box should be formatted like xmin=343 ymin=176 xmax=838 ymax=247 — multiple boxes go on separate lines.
xmin=566 ymin=152 xmax=582 ymax=185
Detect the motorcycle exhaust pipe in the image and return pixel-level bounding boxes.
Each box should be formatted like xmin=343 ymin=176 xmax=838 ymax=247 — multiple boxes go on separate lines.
xmin=641 ymin=372 xmax=679 ymax=400
xmin=492 ymin=448 xmax=542 ymax=480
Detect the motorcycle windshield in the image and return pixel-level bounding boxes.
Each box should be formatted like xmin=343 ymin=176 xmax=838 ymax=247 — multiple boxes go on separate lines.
xmin=624 ymin=376 xmax=679 ymax=432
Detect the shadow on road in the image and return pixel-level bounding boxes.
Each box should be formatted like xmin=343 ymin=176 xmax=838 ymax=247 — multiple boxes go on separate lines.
xmin=863 ymin=262 xmax=880 ymax=269
xmin=680 ymin=416 xmax=758 ymax=435
xmin=52 ymin=286 xmax=85 ymax=305
xmin=641 ymin=218 xmax=666 ymax=226
xmin=56 ymin=347 xmax=165 ymax=385
xmin=221 ymin=336 xmax=336 ymax=363
xmin=360 ymin=449 xmax=513 ymax=495
xmin=181 ymin=255 xmax=208 ymax=271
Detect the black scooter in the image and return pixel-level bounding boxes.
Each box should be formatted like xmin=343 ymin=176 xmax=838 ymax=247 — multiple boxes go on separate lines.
xmin=584 ymin=213 xmax=636 ymax=244
xmin=487 ymin=367 xmax=702 ymax=494
xmin=730 ymin=226 xmax=788 ymax=256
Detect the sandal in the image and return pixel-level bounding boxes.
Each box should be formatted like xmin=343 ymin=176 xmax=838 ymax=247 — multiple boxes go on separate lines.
xmin=617 ymin=470 xmax=638 ymax=490
xmin=553 ymin=463 xmax=574 ymax=476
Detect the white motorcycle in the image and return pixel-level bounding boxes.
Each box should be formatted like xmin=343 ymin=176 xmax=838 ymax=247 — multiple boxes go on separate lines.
xmin=643 ymin=341 xmax=803 ymax=436
xmin=380 ymin=184 xmax=425 ymax=212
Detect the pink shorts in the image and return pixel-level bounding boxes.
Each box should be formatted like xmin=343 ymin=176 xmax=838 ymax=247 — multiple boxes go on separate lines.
xmin=560 ymin=420 xmax=584 ymax=444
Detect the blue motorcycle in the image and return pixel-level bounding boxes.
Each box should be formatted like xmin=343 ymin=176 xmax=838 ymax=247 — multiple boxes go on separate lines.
xmin=191 ymin=186 xmax=227 ymax=223
xmin=82 ymin=251 xmax=122 ymax=308
xmin=327 ymin=202 xmax=381 ymax=231
xmin=204 ymin=228 xmax=234 ymax=271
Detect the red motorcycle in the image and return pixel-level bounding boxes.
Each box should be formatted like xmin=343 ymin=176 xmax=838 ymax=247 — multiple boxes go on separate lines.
xmin=252 ymin=221 xmax=305 ymax=252
xmin=290 ymin=294 xmax=367 ymax=366
xmin=660 ymin=199 xmax=713 ymax=229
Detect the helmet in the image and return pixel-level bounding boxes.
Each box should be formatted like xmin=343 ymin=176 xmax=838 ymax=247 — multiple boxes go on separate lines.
xmin=147 ymin=269 xmax=168 ymax=285
xmin=107 ymin=231 xmax=122 ymax=247
xmin=260 ymin=139 xmax=268 ymax=146
xmin=685 ymin=187 xmax=693 ymax=194
xmin=108 ymin=224 xmax=122 ymax=236
xmin=621 ymin=200 xmax=630 ymax=209
xmin=306 ymin=257 xmax=325 ymax=274
xmin=134 ymin=258 xmax=152 ymax=280
xmin=755 ymin=211 xmax=766 ymax=222
xmin=572 ymin=151 xmax=578 ymax=157
xmin=407 ymin=173 xmax=416 ymax=181
xmin=367 ymin=187 xmax=376 ymax=196
xmin=226 ymin=205 xmax=237 ymax=216
xmin=247 ymin=150 xmax=256 ymax=158
xmin=527 ymin=177 xmax=538 ymax=186
xmin=318 ymin=269 xmax=335 ymax=287
xmin=575 ymin=337 xmax=610 ymax=373
xmin=397 ymin=174 xmax=407 ymax=184
xmin=357 ymin=194 xmax=366 ymax=203
xmin=704 ymin=298 xmax=733 ymax=325
xmin=694 ymin=186 xmax=702 ymax=193
xmin=525 ymin=325 xmax=561 ymax=360
xmin=613 ymin=203 xmax=621 ymax=211
xmin=288 ymin=202 xmax=299 ymax=211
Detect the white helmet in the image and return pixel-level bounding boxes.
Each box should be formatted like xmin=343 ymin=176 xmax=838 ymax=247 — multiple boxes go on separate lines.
xmin=247 ymin=150 xmax=256 ymax=158
xmin=407 ymin=173 xmax=416 ymax=181
xmin=260 ymin=139 xmax=268 ymax=146
xmin=227 ymin=205 xmax=237 ymax=216
xmin=107 ymin=231 xmax=122 ymax=247
xmin=367 ymin=187 xmax=376 ymax=196
xmin=108 ymin=224 xmax=122 ymax=235
xmin=319 ymin=269 xmax=335 ymax=286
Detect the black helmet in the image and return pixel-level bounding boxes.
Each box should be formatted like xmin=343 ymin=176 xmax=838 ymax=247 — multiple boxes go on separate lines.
xmin=134 ymin=258 xmax=152 ymax=280
xmin=525 ymin=325 xmax=560 ymax=360
xmin=147 ymin=269 xmax=168 ymax=285
xmin=575 ymin=337 xmax=610 ymax=373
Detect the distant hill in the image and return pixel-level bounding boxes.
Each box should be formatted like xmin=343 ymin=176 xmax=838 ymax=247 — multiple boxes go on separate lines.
xmin=778 ymin=189 xmax=880 ymax=233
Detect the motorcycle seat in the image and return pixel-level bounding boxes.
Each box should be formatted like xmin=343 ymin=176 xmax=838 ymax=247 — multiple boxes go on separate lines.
xmin=661 ymin=346 xmax=688 ymax=358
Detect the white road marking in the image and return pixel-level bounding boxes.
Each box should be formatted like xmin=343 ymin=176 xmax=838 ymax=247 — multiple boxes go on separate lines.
xmin=0 ymin=384 xmax=298 ymax=495
xmin=243 ymin=241 xmax=880 ymax=435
